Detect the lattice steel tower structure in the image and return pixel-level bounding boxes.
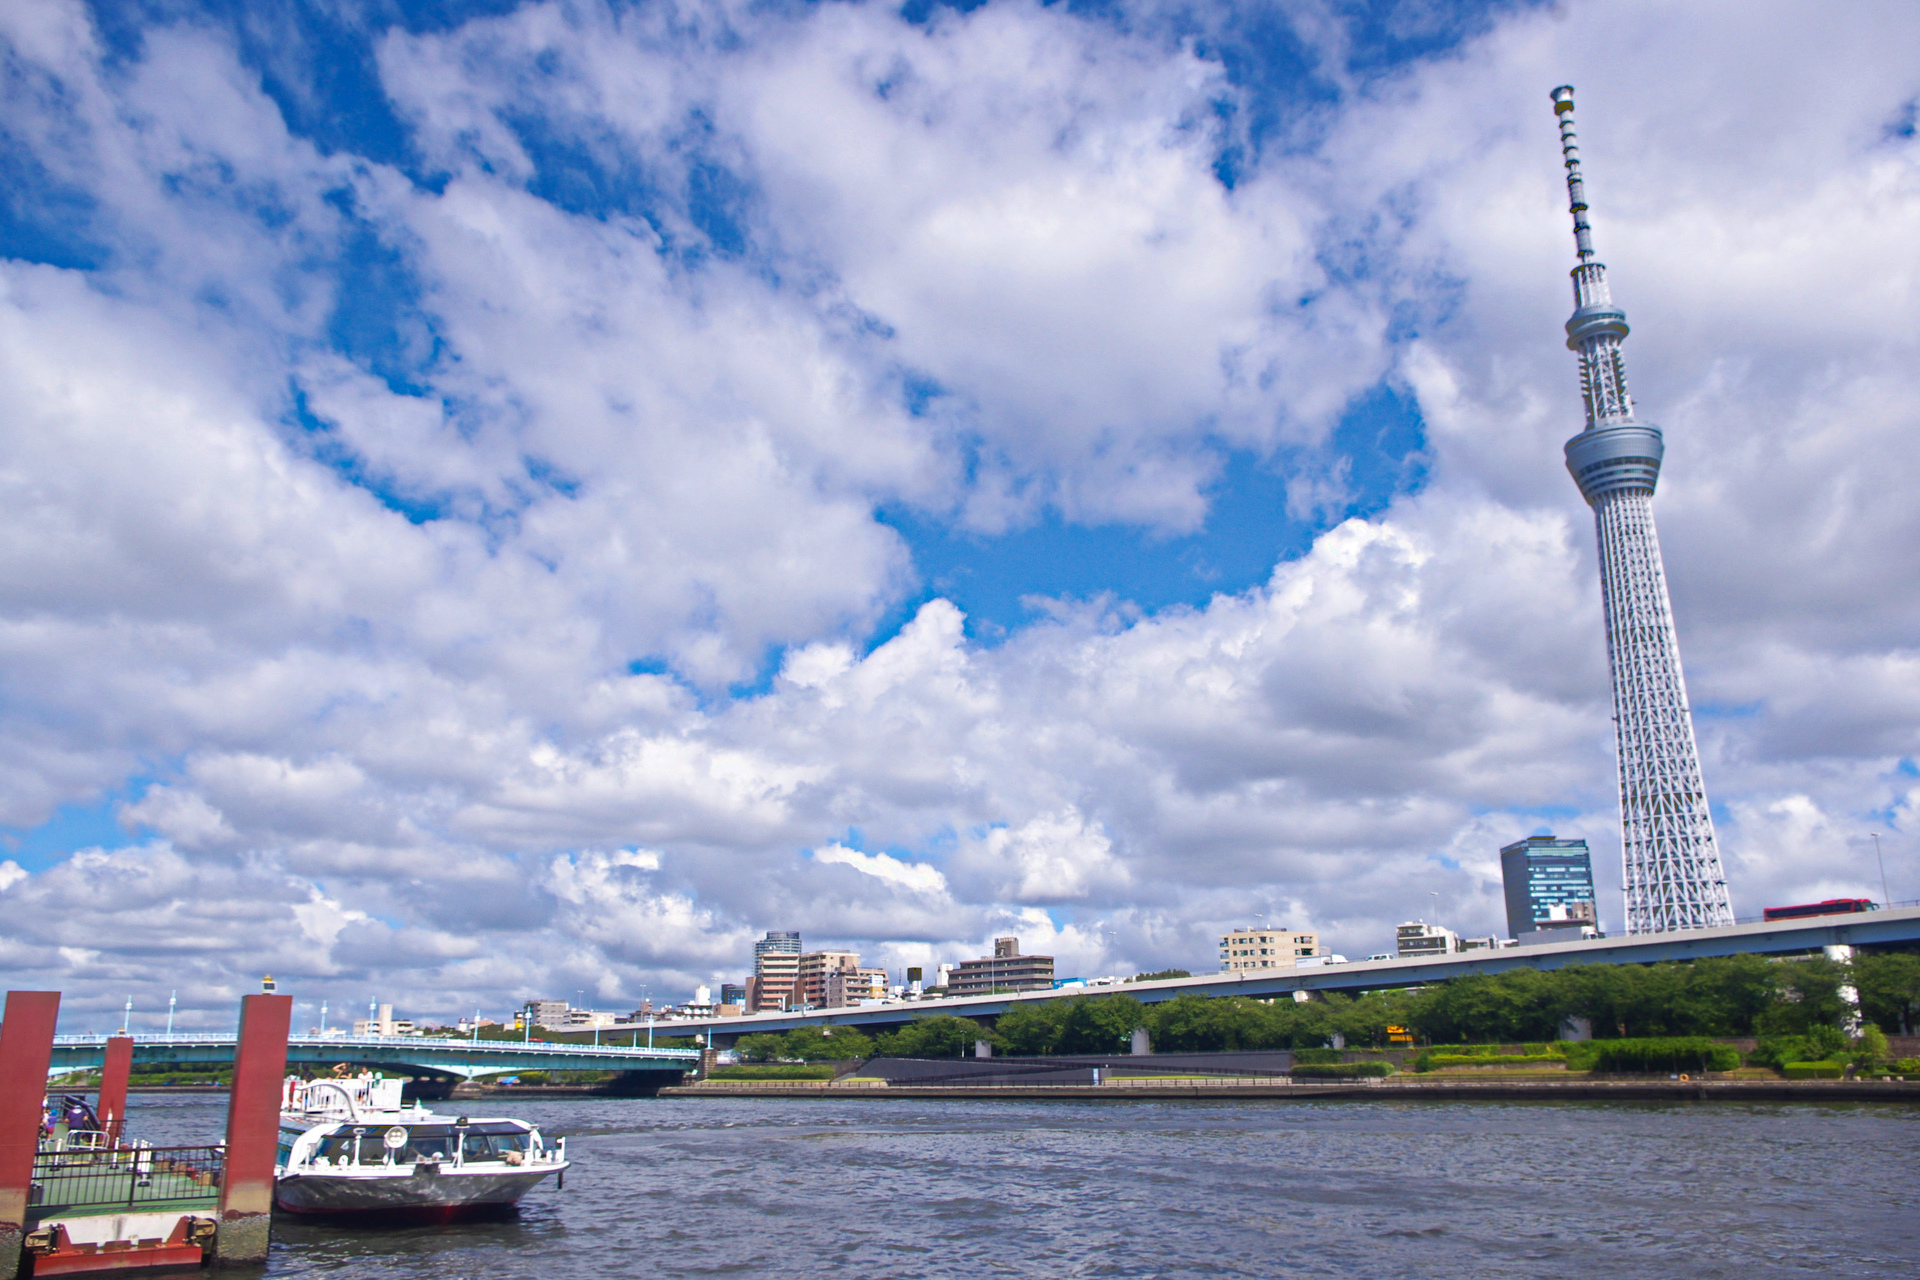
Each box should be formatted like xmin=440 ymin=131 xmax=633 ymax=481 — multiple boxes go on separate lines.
xmin=1549 ymin=86 xmax=1733 ymax=933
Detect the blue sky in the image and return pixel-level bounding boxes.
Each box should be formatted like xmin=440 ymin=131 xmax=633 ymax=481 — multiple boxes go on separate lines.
xmin=1 ymin=0 xmax=1915 ymax=1025
xmin=12 ymin=0 xmax=1463 ymax=643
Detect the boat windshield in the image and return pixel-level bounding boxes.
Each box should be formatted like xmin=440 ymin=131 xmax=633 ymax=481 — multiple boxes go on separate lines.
xmin=460 ymin=1124 xmax=532 ymax=1160
xmin=312 ymin=1123 xmax=531 ymax=1165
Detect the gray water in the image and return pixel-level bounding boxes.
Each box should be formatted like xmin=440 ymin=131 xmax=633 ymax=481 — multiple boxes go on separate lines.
xmin=125 ymin=1093 xmax=1917 ymax=1277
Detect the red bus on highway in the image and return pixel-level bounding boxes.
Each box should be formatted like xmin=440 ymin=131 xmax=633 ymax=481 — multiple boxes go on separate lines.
xmin=1761 ymin=898 xmax=1877 ymax=922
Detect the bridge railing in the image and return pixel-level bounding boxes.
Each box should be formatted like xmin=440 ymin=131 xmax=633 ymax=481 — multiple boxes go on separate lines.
xmin=50 ymin=1033 xmax=698 ymax=1058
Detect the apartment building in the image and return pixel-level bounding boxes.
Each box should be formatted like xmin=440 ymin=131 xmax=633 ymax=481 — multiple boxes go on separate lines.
xmin=796 ymin=950 xmax=860 ymax=1008
xmin=1395 ymin=921 xmax=1458 ymax=958
xmin=1218 ymin=927 xmax=1322 ymax=973
xmin=753 ymin=930 xmax=803 ymax=1012
xmin=824 ymin=966 xmax=889 ymax=1007
xmin=948 ymin=938 xmax=1054 ymax=996
xmin=353 ymin=1003 xmax=415 ymax=1036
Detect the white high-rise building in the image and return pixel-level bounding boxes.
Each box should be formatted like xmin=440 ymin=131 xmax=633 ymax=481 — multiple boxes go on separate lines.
xmin=1549 ymin=87 xmax=1735 ymax=933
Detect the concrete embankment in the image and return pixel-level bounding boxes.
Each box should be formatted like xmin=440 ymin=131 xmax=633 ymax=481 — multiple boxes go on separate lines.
xmin=662 ymin=1077 xmax=1920 ymax=1102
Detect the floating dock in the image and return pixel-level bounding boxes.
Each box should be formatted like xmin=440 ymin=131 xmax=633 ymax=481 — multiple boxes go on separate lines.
xmin=0 ymin=990 xmax=290 ymax=1276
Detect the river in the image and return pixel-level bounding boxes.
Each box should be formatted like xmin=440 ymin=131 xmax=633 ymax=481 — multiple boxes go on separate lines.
xmin=126 ymin=1092 xmax=1918 ymax=1277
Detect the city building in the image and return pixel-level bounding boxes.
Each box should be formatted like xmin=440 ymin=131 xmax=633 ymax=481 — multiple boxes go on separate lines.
xmin=796 ymin=950 xmax=860 ymax=1008
xmin=517 ymin=998 xmax=571 ymax=1031
xmin=824 ymin=967 xmax=888 ymax=1007
xmin=752 ymin=930 xmax=803 ymax=1012
xmin=719 ymin=982 xmax=747 ymax=1008
xmin=354 ymin=1004 xmax=415 ymax=1036
xmin=1395 ymin=922 xmax=1458 ymax=959
xmin=1501 ymin=835 xmax=1601 ymax=939
xmin=1218 ymin=926 xmax=1321 ymax=973
xmin=1547 ymin=87 xmax=1735 ymax=933
xmin=948 ymin=938 xmax=1054 ymax=996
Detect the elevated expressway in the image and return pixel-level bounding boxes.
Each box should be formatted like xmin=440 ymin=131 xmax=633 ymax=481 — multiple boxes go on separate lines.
xmin=47 ymin=1033 xmax=701 ymax=1081
xmin=676 ymin=904 xmax=1920 ymax=1045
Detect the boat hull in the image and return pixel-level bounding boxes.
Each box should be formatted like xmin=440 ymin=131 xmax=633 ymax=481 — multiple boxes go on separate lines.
xmin=273 ymin=1165 xmax=558 ymax=1219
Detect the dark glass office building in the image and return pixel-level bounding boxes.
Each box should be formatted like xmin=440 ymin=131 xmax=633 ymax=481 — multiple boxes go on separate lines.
xmin=1500 ymin=835 xmax=1598 ymax=938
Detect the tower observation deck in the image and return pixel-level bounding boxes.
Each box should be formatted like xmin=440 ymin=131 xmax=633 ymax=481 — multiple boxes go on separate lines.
xmin=1550 ymin=86 xmax=1734 ymax=933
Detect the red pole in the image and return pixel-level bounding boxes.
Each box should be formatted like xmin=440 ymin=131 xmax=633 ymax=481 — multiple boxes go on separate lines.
xmin=0 ymin=991 xmax=61 ymax=1275
xmin=215 ymin=994 xmax=290 ymax=1266
xmin=99 ymin=1035 xmax=133 ymax=1147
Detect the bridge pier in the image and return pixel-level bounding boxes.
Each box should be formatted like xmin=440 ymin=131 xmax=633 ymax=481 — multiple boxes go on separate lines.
xmin=214 ymin=994 xmax=291 ymax=1268
xmin=98 ymin=1035 xmax=133 ymax=1146
xmin=0 ymin=992 xmax=61 ymax=1278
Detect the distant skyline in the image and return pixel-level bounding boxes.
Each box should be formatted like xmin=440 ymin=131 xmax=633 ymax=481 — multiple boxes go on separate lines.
xmin=1 ymin=0 xmax=1916 ymax=1028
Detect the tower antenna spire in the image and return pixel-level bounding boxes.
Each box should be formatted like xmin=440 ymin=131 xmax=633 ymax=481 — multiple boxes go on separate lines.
xmin=1548 ymin=85 xmax=1734 ymax=935
xmin=1551 ymin=86 xmax=1596 ymax=264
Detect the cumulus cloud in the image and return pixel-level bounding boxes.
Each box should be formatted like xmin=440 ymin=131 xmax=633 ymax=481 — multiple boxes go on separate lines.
xmin=0 ymin=0 xmax=1915 ymax=1027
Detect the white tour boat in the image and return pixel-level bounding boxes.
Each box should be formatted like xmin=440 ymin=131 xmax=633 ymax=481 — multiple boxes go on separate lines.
xmin=275 ymin=1075 xmax=568 ymax=1220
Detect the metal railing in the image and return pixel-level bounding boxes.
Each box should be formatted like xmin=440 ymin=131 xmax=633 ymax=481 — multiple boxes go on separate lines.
xmin=29 ymin=1145 xmax=224 ymax=1216
xmin=48 ymin=1033 xmax=698 ymax=1058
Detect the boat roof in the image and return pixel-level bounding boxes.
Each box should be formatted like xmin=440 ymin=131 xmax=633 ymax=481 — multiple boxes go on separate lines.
xmin=280 ymin=1112 xmax=535 ymax=1130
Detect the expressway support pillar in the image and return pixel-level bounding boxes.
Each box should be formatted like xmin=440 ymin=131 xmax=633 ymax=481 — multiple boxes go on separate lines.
xmin=0 ymin=991 xmax=61 ymax=1276
xmin=99 ymin=1035 xmax=133 ymax=1147
xmin=215 ymin=994 xmax=291 ymax=1267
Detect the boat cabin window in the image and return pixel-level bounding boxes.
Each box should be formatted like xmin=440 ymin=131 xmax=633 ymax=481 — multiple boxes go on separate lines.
xmin=461 ymin=1124 xmax=531 ymax=1159
xmin=312 ymin=1122 xmax=531 ymax=1164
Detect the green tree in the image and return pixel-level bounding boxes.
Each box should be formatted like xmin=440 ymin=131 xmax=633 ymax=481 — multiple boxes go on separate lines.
xmin=1856 ymin=952 xmax=1920 ymax=1035
xmin=1851 ymin=1024 xmax=1891 ymax=1067
xmin=1674 ymin=954 xmax=1779 ymax=1035
xmin=780 ymin=1027 xmax=874 ymax=1061
xmin=1330 ymin=989 xmax=1421 ymax=1048
xmin=1756 ymin=958 xmax=1854 ymax=1036
xmin=875 ymin=1016 xmax=989 ymax=1059
xmin=994 ymin=1002 xmax=1067 ymax=1056
xmin=734 ymin=1033 xmax=784 ymax=1063
xmin=1411 ymin=971 xmax=1561 ymax=1044
xmin=1126 ymin=970 xmax=1191 ymax=983
xmin=1143 ymin=995 xmax=1309 ymax=1052
xmin=1056 ymin=995 xmax=1146 ymax=1054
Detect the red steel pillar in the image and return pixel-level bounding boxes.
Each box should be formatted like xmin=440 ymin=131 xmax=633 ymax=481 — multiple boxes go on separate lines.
xmin=99 ymin=1035 xmax=133 ymax=1147
xmin=215 ymin=994 xmax=291 ymax=1266
xmin=0 ymin=991 xmax=61 ymax=1275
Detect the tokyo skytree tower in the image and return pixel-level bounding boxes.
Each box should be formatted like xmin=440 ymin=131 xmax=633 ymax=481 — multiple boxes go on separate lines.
xmin=1549 ymin=86 xmax=1734 ymax=933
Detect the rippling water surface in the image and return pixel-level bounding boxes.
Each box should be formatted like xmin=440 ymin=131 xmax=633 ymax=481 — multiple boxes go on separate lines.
xmin=128 ymin=1093 xmax=1918 ymax=1278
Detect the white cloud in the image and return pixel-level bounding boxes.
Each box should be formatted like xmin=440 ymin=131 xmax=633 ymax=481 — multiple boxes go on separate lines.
xmin=811 ymin=842 xmax=949 ymax=897
xmin=0 ymin=0 xmax=1915 ymax=1023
